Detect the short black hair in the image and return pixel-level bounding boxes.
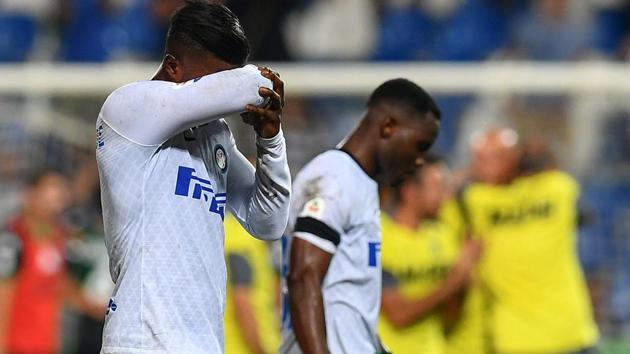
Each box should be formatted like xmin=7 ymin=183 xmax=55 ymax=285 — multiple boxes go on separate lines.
xmin=367 ymin=78 xmax=441 ymax=120
xmin=167 ymin=0 xmax=250 ymax=66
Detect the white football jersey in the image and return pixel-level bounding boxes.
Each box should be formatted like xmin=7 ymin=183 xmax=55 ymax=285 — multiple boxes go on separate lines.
xmin=280 ymin=149 xmax=382 ymax=354
xmin=96 ymin=65 xmax=291 ymax=354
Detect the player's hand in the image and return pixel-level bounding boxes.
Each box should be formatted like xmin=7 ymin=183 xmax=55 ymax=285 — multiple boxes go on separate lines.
xmin=242 ymin=67 xmax=284 ymax=139
xmin=452 ymin=238 xmax=483 ymax=281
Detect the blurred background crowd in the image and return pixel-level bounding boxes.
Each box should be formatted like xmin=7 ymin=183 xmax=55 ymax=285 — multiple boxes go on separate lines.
xmin=4 ymin=0 xmax=630 ymax=62
xmin=0 ymin=0 xmax=629 ymax=353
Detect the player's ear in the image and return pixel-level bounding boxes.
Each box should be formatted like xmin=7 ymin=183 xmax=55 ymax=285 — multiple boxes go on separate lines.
xmin=380 ymin=116 xmax=396 ymax=139
xmin=163 ymin=54 xmax=183 ymax=82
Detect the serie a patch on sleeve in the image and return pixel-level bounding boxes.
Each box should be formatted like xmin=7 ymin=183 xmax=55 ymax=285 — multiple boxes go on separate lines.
xmin=299 ymin=197 xmax=326 ymax=219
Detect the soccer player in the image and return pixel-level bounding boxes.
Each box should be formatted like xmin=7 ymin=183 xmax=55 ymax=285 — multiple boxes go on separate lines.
xmin=378 ymin=156 xmax=482 ymax=354
xmin=459 ymin=128 xmax=598 ymax=354
xmin=95 ymin=2 xmax=290 ymax=353
xmin=224 ymin=212 xmax=280 ymax=354
xmin=0 ymin=170 xmax=102 ymax=354
xmin=280 ymin=79 xmax=441 ymax=354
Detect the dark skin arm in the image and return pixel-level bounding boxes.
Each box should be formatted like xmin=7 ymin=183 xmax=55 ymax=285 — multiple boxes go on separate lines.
xmin=440 ymin=288 xmax=466 ymax=334
xmin=381 ymin=239 xmax=481 ymax=328
xmin=288 ymin=237 xmax=333 ymax=354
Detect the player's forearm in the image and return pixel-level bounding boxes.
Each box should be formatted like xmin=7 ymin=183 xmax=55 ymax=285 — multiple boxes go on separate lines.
xmin=441 ymin=289 xmax=466 ymax=334
xmin=288 ymin=276 xmax=330 ymax=354
xmin=384 ymin=271 xmax=468 ymax=328
xmin=101 ymin=65 xmax=272 ymax=145
xmin=233 ymin=289 xmax=268 ymax=354
xmin=244 ymin=130 xmax=291 ymax=240
xmin=0 ymin=280 xmax=15 ymax=352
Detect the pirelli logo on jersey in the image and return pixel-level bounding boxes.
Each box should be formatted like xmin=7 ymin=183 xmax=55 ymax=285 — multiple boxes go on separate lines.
xmin=175 ymin=166 xmax=227 ymax=220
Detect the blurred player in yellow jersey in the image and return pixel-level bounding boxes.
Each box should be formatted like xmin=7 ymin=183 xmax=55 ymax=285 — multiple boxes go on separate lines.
xmin=458 ymin=128 xmax=598 ymax=354
xmin=379 ymin=155 xmax=482 ymax=354
xmin=224 ymin=213 xmax=280 ymax=354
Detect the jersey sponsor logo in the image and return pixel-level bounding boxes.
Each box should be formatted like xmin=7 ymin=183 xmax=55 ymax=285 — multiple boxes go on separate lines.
xmin=488 ymin=200 xmax=553 ymax=226
xmin=393 ymin=265 xmax=450 ymax=283
xmin=106 ymin=298 xmax=117 ymax=315
xmin=96 ymin=124 xmax=104 ymax=149
xmin=214 ymin=145 xmax=227 ymax=173
xmin=368 ymin=241 xmax=381 ymax=267
xmin=299 ymin=197 xmax=326 ymax=219
xmin=175 ymin=166 xmax=227 ymax=220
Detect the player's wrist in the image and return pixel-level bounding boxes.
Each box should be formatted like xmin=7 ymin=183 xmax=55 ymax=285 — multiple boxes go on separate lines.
xmin=256 ymin=125 xmax=283 ymax=144
xmin=255 ymin=118 xmax=281 ymax=138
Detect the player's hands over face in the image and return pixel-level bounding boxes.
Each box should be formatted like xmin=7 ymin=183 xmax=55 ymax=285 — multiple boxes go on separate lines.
xmin=242 ymin=67 xmax=284 ymax=139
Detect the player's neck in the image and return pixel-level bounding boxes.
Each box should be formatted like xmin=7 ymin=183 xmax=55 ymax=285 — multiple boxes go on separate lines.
xmin=338 ymin=128 xmax=377 ymax=180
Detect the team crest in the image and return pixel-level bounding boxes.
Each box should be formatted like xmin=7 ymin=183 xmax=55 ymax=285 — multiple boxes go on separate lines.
xmin=214 ymin=145 xmax=227 ymax=173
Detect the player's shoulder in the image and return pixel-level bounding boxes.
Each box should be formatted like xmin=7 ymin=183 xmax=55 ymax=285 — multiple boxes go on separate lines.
xmin=456 ymin=180 xmax=485 ymax=201
xmin=296 ymin=150 xmax=365 ymax=188
xmin=99 ymin=80 xmax=167 ymax=121
xmin=99 ymin=81 xmax=145 ymax=122
xmin=525 ymin=169 xmax=579 ymax=194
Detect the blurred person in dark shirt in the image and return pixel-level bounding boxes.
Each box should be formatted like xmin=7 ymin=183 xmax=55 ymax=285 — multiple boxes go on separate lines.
xmin=0 ymin=170 xmax=102 ymax=354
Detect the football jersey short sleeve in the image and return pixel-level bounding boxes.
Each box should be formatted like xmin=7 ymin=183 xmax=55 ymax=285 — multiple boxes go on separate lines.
xmin=293 ymin=173 xmax=350 ymax=254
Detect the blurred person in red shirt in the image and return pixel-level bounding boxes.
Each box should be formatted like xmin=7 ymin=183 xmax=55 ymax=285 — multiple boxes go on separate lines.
xmin=0 ymin=170 xmax=102 ymax=354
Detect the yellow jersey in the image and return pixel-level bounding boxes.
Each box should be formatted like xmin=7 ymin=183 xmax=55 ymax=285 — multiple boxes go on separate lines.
xmin=461 ymin=170 xmax=598 ymax=353
xmin=378 ymin=213 xmax=459 ymax=354
xmin=224 ymin=214 xmax=280 ymax=354
xmin=440 ymin=200 xmax=488 ymax=354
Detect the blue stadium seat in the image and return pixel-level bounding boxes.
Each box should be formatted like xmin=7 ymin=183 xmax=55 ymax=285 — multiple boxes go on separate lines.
xmin=372 ymin=6 xmax=434 ymax=61
xmin=58 ymin=0 xmax=114 ymax=62
xmin=0 ymin=14 xmax=36 ymax=62
xmin=59 ymin=0 xmax=164 ymax=62
xmin=593 ymin=8 xmax=629 ymax=56
xmin=433 ymin=0 xmax=510 ymax=61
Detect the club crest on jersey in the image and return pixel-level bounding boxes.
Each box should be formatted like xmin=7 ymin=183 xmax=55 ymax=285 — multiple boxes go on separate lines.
xmin=174 ymin=166 xmax=227 ymax=219
xmin=214 ymin=145 xmax=227 ymax=173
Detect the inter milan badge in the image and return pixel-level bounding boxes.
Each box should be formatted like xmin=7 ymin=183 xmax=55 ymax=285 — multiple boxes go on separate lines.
xmin=214 ymin=145 xmax=228 ymax=173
